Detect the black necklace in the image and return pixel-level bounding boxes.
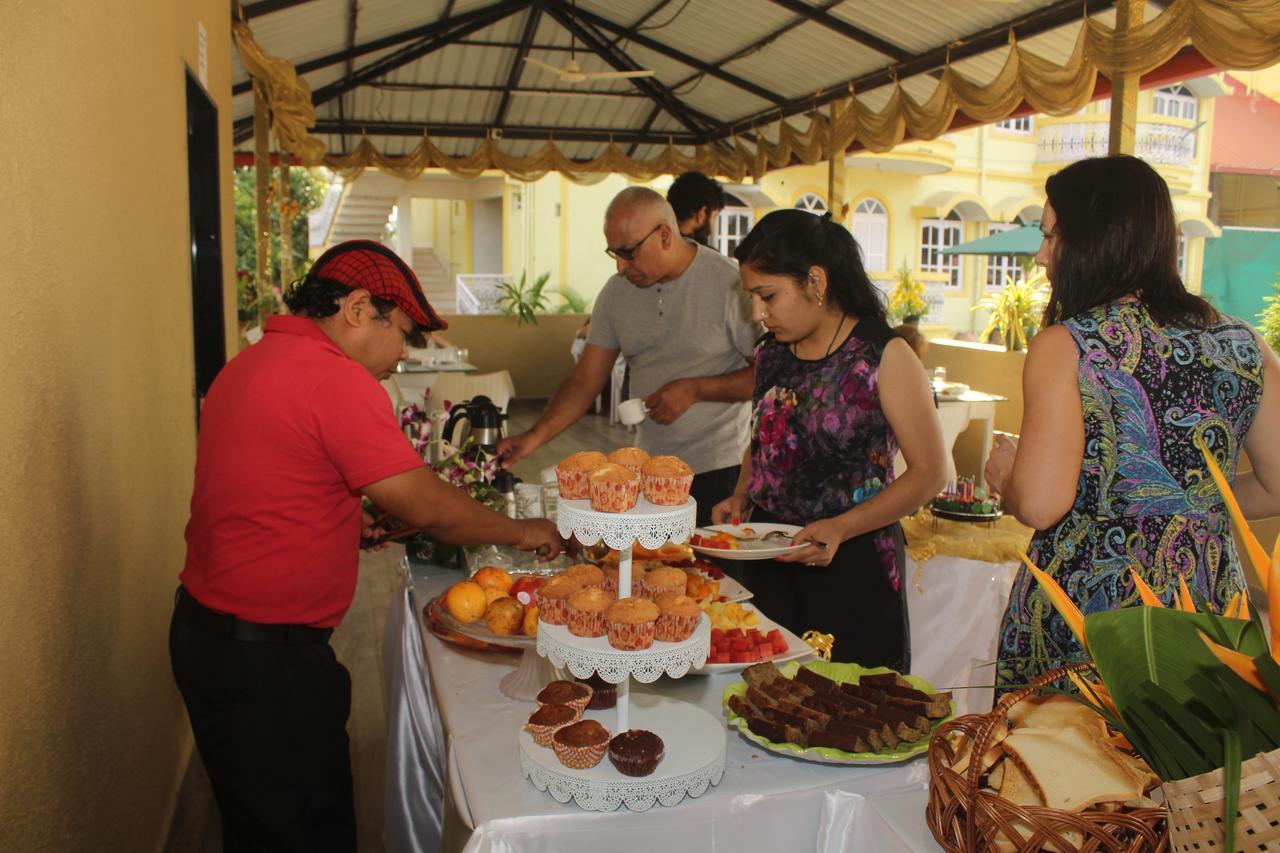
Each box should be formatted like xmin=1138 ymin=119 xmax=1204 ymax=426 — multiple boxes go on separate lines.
xmin=792 ymin=314 xmax=848 ymax=359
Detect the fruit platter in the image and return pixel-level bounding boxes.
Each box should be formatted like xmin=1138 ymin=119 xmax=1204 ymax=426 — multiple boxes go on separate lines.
xmin=690 ymin=523 xmax=809 ymax=560
xmin=723 ymin=660 xmax=955 ymax=766
xmin=929 ymin=478 xmax=1003 ymax=523
xmin=699 ymin=601 xmax=814 ymax=674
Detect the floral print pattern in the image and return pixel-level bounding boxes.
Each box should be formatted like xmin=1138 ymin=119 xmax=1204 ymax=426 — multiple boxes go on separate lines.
xmin=996 ymin=301 xmax=1263 ymax=692
xmin=747 ymin=319 xmax=902 ymax=589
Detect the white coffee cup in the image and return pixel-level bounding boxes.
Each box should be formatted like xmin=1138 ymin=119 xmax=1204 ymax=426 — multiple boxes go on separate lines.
xmin=617 ymin=398 xmax=650 ymax=426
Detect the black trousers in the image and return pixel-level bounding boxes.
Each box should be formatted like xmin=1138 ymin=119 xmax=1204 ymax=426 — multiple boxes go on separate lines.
xmin=169 ymin=593 xmax=356 ymax=853
xmin=689 ymin=464 xmax=741 ymax=528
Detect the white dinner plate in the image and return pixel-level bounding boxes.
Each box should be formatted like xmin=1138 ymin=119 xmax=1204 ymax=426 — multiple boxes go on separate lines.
xmin=690 ymin=523 xmax=808 ymax=561
xmin=691 ymin=601 xmax=815 ymax=676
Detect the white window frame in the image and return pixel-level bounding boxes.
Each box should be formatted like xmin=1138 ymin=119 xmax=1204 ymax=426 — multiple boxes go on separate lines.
xmin=995 ymin=115 xmax=1033 ymax=134
xmin=714 ymin=206 xmax=754 ymax=258
xmin=1177 ymin=234 xmax=1188 ymax=280
xmin=794 ymin=192 xmax=828 ymax=214
xmin=1153 ymin=85 xmax=1198 ymax=121
xmin=920 ymin=212 xmax=964 ymax=290
xmin=851 ymin=198 xmax=888 ymax=272
xmin=984 ymin=223 xmax=1023 ymax=290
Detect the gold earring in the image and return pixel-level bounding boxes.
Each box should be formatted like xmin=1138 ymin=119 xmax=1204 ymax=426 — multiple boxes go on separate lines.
xmin=817 ymin=294 xmax=824 ymax=306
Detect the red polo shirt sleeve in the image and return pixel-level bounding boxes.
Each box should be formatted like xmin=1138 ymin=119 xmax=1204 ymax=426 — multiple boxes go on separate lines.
xmin=310 ymin=370 xmax=425 ymax=491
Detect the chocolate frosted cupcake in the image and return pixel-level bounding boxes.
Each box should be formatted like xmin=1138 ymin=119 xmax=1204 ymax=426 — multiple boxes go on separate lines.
xmin=653 ymin=591 xmax=701 ymax=642
xmin=536 ymin=573 xmax=584 ymax=626
xmin=565 ymin=586 xmax=611 ymax=638
xmin=576 ymin=673 xmax=617 ymax=709
xmin=608 ymin=729 xmax=665 ymax=777
xmin=536 ymin=680 xmax=593 ymax=714
xmin=552 ymin=719 xmax=611 ymax=769
xmin=604 ymin=596 xmax=660 ymax=650
xmin=525 ymin=703 xmax=580 ymax=748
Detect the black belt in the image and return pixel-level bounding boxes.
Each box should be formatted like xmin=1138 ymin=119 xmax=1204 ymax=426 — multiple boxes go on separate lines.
xmin=174 ymin=586 xmax=334 ymax=645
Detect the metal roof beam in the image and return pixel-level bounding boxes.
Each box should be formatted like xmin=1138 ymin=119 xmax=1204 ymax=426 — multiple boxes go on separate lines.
xmin=492 ymin=4 xmax=543 ymax=128
xmin=543 ymin=1 xmax=719 ymax=142
xmin=763 ymin=0 xmax=910 ymax=62
xmin=368 ymin=82 xmax=648 ymax=97
xmin=720 ymin=0 xmax=1116 ymax=143
xmin=242 ymin=0 xmax=321 ymax=20
xmin=310 ymin=119 xmax=701 ymax=145
xmin=561 ymin=2 xmax=786 ymax=106
xmin=233 ymin=0 xmax=534 ymax=95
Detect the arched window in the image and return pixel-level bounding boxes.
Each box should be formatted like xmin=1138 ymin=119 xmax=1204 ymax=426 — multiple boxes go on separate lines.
xmin=851 ymin=198 xmax=888 ymax=272
xmin=984 ymin=222 xmax=1023 ymax=290
xmin=920 ymin=210 xmax=963 ymax=290
xmin=1153 ymin=85 xmax=1197 ymax=122
xmin=794 ymin=192 xmax=827 ymax=214
xmin=714 ymin=192 xmax=754 ymax=258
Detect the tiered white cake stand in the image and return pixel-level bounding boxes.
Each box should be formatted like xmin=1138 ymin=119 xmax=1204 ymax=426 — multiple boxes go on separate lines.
xmin=519 ymin=497 xmax=727 ymax=812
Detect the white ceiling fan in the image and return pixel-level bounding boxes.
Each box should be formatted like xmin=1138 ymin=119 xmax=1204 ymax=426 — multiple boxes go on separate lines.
xmin=522 ymin=54 xmax=655 ymax=83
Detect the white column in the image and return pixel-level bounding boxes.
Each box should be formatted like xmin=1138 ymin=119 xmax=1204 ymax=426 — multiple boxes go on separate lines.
xmin=395 ymin=188 xmax=415 ymax=265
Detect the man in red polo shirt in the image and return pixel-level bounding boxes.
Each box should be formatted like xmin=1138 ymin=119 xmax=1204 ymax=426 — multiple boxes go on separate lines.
xmin=170 ymin=241 xmax=564 ymax=852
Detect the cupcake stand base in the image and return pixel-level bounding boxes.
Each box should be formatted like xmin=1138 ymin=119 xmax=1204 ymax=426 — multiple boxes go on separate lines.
xmin=500 ymin=645 xmax=564 ymax=702
xmin=518 ymin=692 xmax=726 ymax=812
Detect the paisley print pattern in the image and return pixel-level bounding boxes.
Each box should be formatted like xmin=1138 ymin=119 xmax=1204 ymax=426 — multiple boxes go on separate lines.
xmin=748 ymin=317 xmax=902 ymax=589
xmin=995 ymin=301 xmax=1263 ymax=692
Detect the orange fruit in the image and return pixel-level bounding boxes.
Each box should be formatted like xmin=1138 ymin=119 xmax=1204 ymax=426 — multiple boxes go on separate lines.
xmin=445 ymin=581 xmax=487 ymax=624
xmin=483 ymin=597 xmax=524 ymax=635
xmin=522 ymin=604 xmax=540 ymax=636
xmin=483 ymin=586 xmax=507 ymax=606
xmin=472 ymin=566 xmax=514 ymax=593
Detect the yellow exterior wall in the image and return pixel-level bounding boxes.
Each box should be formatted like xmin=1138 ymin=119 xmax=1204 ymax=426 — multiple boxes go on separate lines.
xmin=0 ymin=1 xmax=235 ymax=850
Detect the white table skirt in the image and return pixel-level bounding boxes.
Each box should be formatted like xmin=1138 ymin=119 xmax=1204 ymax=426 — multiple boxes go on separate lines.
xmin=384 ymin=553 xmax=1020 ymax=853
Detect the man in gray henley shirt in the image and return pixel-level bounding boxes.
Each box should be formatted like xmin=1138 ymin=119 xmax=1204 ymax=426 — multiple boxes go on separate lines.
xmin=498 ymin=186 xmax=759 ymax=524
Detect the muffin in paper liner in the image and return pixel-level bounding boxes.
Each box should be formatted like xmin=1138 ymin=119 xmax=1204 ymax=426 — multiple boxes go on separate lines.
xmin=589 ymin=475 xmax=641 ymax=513
xmin=641 ymin=473 xmax=693 ymax=506
xmin=536 ymin=579 xmax=580 ymax=626
xmin=552 ymin=721 xmax=611 ymax=770
xmin=566 ymin=605 xmax=607 ymax=638
xmin=606 ymin=618 xmax=657 ymax=651
xmin=556 ymin=468 xmax=592 ymax=500
xmin=655 ymin=610 xmax=700 ymax=643
xmin=525 ymin=703 xmax=581 ymax=748
xmin=608 ymin=729 xmax=665 ymax=777
xmin=536 ymin=680 xmax=593 ymax=714
xmin=640 ymin=567 xmax=687 ymax=600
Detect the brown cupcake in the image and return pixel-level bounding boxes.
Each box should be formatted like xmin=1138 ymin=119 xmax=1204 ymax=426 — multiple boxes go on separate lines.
xmin=640 ymin=455 xmax=694 ymax=506
xmin=525 ymin=703 xmax=580 ymax=747
xmin=604 ymin=596 xmax=660 ymax=650
xmin=557 ymin=451 xmax=607 ymax=499
xmin=536 ymin=680 xmax=593 ymax=714
xmin=588 ymin=463 xmax=641 ymax=513
xmin=536 ymin=574 xmax=585 ymax=626
xmin=566 ymin=586 xmax=611 ymax=638
xmin=576 ymin=674 xmax=617 ymax=710
xmin=552 ymin=719 xmax=611 ymax=769
xmin=607 ymin=446 xmax=650 ymax=474
xmin=563 ymin=563 xmax=605 ymax=589
xmin=608 ymin=729 xmax=665 ymax=777
xmin=653 ymin=591 xmax=701 ymax=642
xmin=641 ymin=566 xmax=688 ymax=600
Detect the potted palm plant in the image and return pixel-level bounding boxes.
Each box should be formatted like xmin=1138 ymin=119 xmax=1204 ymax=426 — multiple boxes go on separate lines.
xmin=972 ymin=269 xmax=1049 ymax=351
xmin=888 ymin=262 xmax=929 ymax=325
xmin=496 ymin=270 xmax=551 ymax=326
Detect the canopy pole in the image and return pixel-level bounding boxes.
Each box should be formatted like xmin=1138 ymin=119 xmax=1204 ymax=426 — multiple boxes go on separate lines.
xmin=254 ymin=82 xmax=273 ymax=325
xmin=826 ymin=101 xmax=846 ymax=224
xmin=1107 ymin=0 xmax=1142 ymax=156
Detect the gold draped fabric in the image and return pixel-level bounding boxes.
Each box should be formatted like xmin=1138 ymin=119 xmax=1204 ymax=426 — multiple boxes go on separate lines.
xmin=232 ymin=0 xmax=1280 ymax=184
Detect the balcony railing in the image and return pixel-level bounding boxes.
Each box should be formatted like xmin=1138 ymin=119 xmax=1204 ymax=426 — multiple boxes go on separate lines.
xmin=455 ymin=274 xmax=510 ymax=315
xmin=1035 ymin=117 xmax=1196 ymax=167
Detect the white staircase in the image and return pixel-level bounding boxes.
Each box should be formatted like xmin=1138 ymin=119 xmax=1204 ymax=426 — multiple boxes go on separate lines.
xmin=413 ymin=248 xmax=454 ymax=314
xmin=329 ymin=190 xmax=396 ymax=244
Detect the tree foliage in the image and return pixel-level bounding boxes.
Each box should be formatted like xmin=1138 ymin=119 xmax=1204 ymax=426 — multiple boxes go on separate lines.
xmin=1259 ymin=274 xmax=1280 ymax=355
xmin=234 ymin=166 xmax=327 ymax=316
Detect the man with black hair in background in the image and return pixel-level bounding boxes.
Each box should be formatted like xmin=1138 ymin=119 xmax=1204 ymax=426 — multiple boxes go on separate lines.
xmin=667 ymin=171 xmax=726 ymax=247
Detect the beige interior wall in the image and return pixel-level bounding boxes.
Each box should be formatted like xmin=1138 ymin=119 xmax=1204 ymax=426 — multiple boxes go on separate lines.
xmin=923 ymin=339 xmax=1027 ymax=479
xmin=438 ymin=314 xmax=585 ymax=399
xmin=0 ymin=2 xmax=234 ymax=849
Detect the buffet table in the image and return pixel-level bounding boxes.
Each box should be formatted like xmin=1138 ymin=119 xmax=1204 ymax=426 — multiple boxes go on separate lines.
xmin=384 ymin=526 xmax=1026 ymax=852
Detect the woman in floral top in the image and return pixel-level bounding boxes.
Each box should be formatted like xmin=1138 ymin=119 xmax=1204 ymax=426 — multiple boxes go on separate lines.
xmin=712 ymin=210 xmax=946 ymax=669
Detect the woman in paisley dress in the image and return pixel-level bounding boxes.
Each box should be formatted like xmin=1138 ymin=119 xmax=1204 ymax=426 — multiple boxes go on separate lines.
xmin=711 ymin=210 xmax=946 ymax=670
xmin=986 ymin=155 xmax=1280 ymax=694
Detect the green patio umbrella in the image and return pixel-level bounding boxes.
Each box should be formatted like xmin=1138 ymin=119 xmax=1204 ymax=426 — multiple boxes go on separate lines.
xmin=941 ymin=223 xmax=1043 ymax=256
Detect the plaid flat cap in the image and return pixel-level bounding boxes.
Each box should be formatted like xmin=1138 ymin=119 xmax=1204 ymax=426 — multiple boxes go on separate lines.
xmin=308 ymin=240 xmax=447 ymax=331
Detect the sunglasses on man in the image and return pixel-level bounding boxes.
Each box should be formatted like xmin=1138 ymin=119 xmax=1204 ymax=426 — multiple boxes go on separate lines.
xmin=605 ymin=224 xmax=663 ymax=261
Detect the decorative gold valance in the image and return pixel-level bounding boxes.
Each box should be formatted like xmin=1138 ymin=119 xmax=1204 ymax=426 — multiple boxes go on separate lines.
xmin=232 ymin=0 xmax=1280 ymax=184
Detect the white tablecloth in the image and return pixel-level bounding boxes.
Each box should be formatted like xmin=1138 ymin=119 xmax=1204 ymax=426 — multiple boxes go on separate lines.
xmin=384 ymin=553 xmax=1020 ymax=853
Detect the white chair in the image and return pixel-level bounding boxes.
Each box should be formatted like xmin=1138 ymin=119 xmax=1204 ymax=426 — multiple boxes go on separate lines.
xmin=380 ymin=377 xmax=406 ymax=413
xmin=427 ymin=370 xmax=516 ymax=417
xmin=894 ymin=401 xmax=967 ymax=484
xmin=608 ymin=355 xmax=628 ymax=427
xmin=394 ymin=373 xmax=439 ymax=411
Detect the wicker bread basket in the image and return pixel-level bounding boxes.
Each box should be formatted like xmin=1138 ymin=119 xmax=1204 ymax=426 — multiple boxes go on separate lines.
xmin=1163 ymin=745 xmax=1280 ymax=851
xmin=925 ymin=664 xmax=1168 ymax=852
